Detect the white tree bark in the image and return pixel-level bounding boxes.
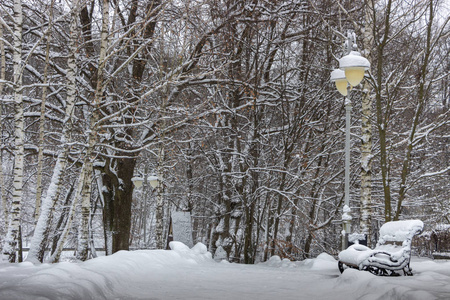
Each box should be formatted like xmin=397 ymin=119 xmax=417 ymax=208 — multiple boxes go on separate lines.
xmin=2 ymin=0 xmax=24 ymax=263
xmin=77 ymin=0 xmax=110 ymax=260
xmin=34 ymin=0 xmax=55 ymax=222
xmin=76 ymin=159 xmax=93 ymax=260
xmin=0 ymin=21 xmax=7 ymax=227
xmin=360 ymin=0 xmax=375 ymax=245
xmin=26 ymin=0 xmax=79 ymax=263
xmin=154 ymin=150 xmax=165 ymax=249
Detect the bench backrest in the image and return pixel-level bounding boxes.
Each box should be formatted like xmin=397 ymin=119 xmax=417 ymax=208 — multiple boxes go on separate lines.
xmin=377 ymin=220 xmax=424 ymax=248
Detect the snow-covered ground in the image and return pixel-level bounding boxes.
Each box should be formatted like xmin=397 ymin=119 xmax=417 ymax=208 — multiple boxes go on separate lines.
xmin=0 ymin=242 xmax=449 ymax=300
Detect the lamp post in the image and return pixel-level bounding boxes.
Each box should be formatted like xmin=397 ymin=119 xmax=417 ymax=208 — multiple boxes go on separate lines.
xmin=331 ymin=33 xmax=370 ymax=250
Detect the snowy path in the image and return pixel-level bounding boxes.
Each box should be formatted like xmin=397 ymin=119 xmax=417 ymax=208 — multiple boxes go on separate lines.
xmin=0 ymin=242 xmax=449 ymax=300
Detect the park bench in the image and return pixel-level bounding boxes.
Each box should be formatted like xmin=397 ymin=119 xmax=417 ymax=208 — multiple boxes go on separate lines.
xmin=338 ymin=220 xmax=424 ymax=276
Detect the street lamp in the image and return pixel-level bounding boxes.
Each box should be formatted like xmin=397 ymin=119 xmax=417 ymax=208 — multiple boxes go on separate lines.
xmin=331 ymin=33 xmax=370 ymax=250
xmin=132 ymin=175 xmax=159 ymax=188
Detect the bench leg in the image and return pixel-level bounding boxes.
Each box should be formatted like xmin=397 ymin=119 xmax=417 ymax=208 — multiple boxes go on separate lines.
xmin=363 ymin=266 xmax=401 ymax=276
xmin=338 ymin=261 xmax=346 ymax=273
xmin=403 ymin=264 xmax=413 ymax=276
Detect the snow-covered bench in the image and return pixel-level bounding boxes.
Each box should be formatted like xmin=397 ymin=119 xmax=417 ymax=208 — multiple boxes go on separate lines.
xmin=338 ymin=220 xmax=424 ymax=276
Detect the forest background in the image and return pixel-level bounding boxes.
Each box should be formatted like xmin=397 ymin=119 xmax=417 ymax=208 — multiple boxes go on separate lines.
xmin=0 ymin=0 xmax=448 ymax=264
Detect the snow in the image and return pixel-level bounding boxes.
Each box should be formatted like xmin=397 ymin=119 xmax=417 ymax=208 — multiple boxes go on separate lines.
xmin=342 ymin=205 xmax=352 ymax=221
xmin=378 ymin=219 xmax=423 ymax=242
xmin=348 ymin=233 xmax=366 ymax=244
xmin=330 ymin=69 xmax=346 ymax=81
xmin=1 ymin=242 xmax=449 ymax=300
xmin=339 ymin=51 xmax=371 ymax=69
xmin=26 ymin=155 xmax=65 ymax=263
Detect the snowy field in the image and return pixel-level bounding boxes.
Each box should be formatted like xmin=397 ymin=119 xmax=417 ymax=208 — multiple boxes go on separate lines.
xmin=0 ymin=242 xmax=449 ymax=300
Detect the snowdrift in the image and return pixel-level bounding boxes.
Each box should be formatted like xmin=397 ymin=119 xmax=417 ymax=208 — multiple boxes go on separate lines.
xmin=0 ymin=242 xmax=449 ymax=300
xmin=0 ymin=242 xmax=212 ymax=300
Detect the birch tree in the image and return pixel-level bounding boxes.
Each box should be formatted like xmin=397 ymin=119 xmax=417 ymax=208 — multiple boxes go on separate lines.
xmin=0 ymin=0 xmax=448 ymax=264
xmin=76 ymin=0 xmax=110 ymax=260
xmin=34 ymin=0 xmax=55 ymax=222
xmin=2 ymin=0 xmax=24 ymax=263
xmin=0 ymin=19 xmax=7 ymax=226
xmin=26 ymin=0 xmax=80 ymax=263
xmin=359 ymin=0 xmax=375 ymax=245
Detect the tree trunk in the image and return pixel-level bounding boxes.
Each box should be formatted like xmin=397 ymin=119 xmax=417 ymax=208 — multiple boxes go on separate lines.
xmin=98 ymin=0 xmax=160 ymax=254
xmin=243 ymin=199 xmax=255 ymax=264
xmin=154 ymin=147 xmax=165 ymax=249
xmin=26 ymin=0 xmax=79 ymax=263
xmin=101 ymin=171 xmax=114 ymax=255
xmin=50 ymin=184 xmax=75 ymax=257
xmin=49 ymin=180 xmax=78 ymax=263
xmin=271 ymin=172 xmax=286 ymax=257
xmin=0 ymin=21 xmax=7 ymax=227
xmin=154 ymin=183 xmax=165 ymax=249
xmin=375 ymin=0 xmax=393 ymax=222
xmin=114 ymin=157 xmax=136 ymax=252
xmin=101 ymin=154 xmax=137 ymax=253
xmin=76 ymin=160 xmax=93 ymax=260
xmin=74 ymin=0 xmax=110 ymax=259
xmin=2 ymin=0 xmax=24 ymax=263
xmin=360 ymin=0 xmax=375 ymax=245
xmin=34 ymin=0 xmax=54 ymax=222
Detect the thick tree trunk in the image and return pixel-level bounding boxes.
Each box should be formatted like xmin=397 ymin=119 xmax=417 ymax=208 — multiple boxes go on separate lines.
xmin=101 ymin=155 xmax=137 ymax=253
xmin=113 ymin=157 xmax=136 ymax=252
xmin=98 ymin=0 xmax=161 ymax=254
xmin=2 ymin=0 xmax=24 ymax=263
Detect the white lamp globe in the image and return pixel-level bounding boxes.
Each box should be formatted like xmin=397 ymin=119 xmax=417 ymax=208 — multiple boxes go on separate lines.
xmin=132 ymin=177 xmax=144 ymax=188
xmin=339 ymin=51 xmax=370 ymax=86
xmin=148 ymin=175 xmax=159 ymax=188
xmin=331 ymin=69 xmax=348 ymax=96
